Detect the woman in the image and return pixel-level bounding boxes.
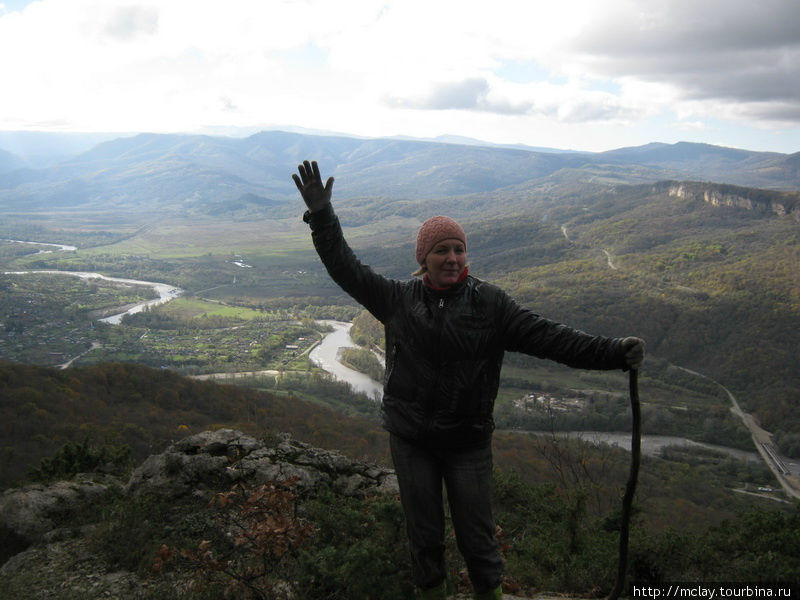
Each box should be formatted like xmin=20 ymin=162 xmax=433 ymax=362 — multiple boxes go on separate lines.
xmin=292 ymin=160 xmax=645 ymax=600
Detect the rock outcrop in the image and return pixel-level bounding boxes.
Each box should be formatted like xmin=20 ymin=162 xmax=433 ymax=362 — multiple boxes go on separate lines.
xmin=0 ymin=474 xmax=119 ymax=564
xmin=667 ymin=181 xmax=800 ymax=220
xmin=126 ymin=428 xmax=398 ymax=500
xmin=1 ymin=429 xmax=397 ymax=571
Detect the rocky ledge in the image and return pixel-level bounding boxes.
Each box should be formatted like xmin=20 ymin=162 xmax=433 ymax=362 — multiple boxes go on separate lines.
xmin=125 ymin=428 xmax=398 ymax=500
xmin=0 ymin=429 xmax=398 ymax=598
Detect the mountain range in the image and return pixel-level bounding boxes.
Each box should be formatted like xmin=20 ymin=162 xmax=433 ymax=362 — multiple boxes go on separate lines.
xmin=0 ymin=131 xmax=798 ymax=216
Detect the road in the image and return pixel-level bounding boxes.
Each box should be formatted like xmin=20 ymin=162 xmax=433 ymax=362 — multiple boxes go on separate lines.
xmin=559 ymin=225 xmax=617 ymax=270
xmin=58 ymin=341 xmax=102 ymax=369
xmin=676 ymin=366 xmax=800 ymax=500
xmin=601 ymin=249 xmax=619 ymax=270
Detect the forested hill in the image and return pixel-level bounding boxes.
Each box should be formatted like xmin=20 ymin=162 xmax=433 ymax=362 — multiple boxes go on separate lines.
xmin=344 ymin=178 xmax=800 ymax=456
xmin=0 ymin=360 xmax=388 ymax=490
xmin=0 ymin=131 xmax=798 ymax=215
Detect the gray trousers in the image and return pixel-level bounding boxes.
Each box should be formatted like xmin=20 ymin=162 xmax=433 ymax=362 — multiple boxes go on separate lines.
xmin=389 ymin=434 xmax=504 ymax=594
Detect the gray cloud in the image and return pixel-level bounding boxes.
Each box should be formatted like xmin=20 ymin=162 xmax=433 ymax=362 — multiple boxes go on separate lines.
xmin=425 ymin=78 xmax=489 ymax=110
xmin=387 ymin=78 xmax=490 ymax=110
xmin=386 ymin=77 xmax=629 ymax=123
xmin=383 ymin=1 xmax=800 ymax=126
xmin=738 ymin=101 xmax=800 ymax=122
xmin=386 ymin=78 xmax=533 ymax=115
xmin=220 ymin=96 xmax=238 ymax=112
xmin=104 ymin=5 xmax=159 ymax=41
xmin=570 ymin=0 xmax=800 ymax=122
xmin=553 ymin=101 xmax=632 ymax=123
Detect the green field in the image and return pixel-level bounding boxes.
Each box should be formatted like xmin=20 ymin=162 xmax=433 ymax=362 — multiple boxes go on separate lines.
xmin=158 ymin=297 xmax=269 ymax=320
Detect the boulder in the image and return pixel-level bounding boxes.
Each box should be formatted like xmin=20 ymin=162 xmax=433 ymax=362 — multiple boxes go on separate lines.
xmin=125 ymin=429 xmax=398 ymax=500
xmin=0 ymin=474 xmax=118 ymax=564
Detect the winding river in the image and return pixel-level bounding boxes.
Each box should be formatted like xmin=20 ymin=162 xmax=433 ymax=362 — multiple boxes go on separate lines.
xmin=539 ymin=430 xmax=762 ymax=462
xmin=2 ymin=239 xmax=77 ymax=253
xmin=309 ymin=320 xmax=384 ymax=400
xmin=2 ymin=269 xmax=183 ymax=324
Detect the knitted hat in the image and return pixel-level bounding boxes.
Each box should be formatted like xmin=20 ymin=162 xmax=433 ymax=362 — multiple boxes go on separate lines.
xmin=415 ymin=216 xmax=467 ymax=265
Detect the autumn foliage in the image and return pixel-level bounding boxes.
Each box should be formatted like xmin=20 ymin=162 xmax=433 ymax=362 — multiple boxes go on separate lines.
xmin=155 ymin=478 xmax=315 ymax=599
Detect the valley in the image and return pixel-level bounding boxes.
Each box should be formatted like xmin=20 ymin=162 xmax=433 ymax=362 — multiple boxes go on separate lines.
xmin=1 ymin=226 xmax=797 ymax=502
xmin=1 ymin=131 xmax=799 ymax=594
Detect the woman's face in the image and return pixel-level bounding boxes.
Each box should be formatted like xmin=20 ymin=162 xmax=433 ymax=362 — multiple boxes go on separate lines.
xmin=424 ymin=239 xmax=467 ymax=288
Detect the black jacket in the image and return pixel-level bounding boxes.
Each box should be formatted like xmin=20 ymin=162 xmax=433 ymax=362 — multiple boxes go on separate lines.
xmin=306 ymin=205 xmax=627 ymax=448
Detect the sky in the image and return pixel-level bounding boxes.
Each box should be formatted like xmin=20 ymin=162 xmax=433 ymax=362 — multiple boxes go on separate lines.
xmin=1 ymin=0 xmax=799 ymax=153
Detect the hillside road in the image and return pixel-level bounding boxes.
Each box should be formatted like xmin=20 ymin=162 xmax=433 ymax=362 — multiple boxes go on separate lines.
xmin=677 ymin=366 xmax=800 ymax=500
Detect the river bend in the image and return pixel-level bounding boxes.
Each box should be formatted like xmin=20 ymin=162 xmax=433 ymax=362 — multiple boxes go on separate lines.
xmin=3 ymin=270 xmax=183 ymax=324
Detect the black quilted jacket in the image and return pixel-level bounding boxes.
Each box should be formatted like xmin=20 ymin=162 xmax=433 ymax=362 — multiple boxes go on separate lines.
xmin=305 ymin=205 xmax=627 ymax=448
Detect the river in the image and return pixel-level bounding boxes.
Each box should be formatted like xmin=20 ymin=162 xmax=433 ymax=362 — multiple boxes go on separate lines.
xmin=2 ymin=270 xmax=183 ymax=324
xmin=2 ymin=239 xmax=77 ymax=253
xmin=309 ymin=320 xmax=384 ymax=401
xmin=526 ymin=430 xmax=763 ymax=463
xmin=4 ymin=239 xmax=181 ymax=323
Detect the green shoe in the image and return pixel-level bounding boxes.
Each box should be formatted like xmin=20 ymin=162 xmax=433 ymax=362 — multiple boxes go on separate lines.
xmin=473 ymin=584 xmax=503 ymax=600
xmin=419 ymin=581 xmax=448 ymax=600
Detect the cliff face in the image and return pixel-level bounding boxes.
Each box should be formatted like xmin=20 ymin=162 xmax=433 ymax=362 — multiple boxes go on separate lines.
xmin=667 ymin=182 xmax=800 ymax=220
xmin=0 ymin=429 xmax=398 ymax=598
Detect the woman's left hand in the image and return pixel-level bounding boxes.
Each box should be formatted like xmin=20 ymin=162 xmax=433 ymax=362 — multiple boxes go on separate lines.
xmin=622 ymin=337 xmax=646 ymax=370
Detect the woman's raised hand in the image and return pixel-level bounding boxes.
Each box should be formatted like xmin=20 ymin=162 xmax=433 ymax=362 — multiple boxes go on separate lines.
xmin=292 ymin=160 xmax=334 ymax=213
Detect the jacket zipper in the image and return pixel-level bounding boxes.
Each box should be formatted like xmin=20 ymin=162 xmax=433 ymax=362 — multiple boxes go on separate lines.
xmin=424 ymin=296 xmax=448 ymax=432
xmin=385 ymin=343 xmax=398 ymax=386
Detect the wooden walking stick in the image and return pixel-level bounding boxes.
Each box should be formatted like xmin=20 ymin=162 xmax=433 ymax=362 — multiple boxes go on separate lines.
xmin=608 ymin=368 xmax=641 ymax=600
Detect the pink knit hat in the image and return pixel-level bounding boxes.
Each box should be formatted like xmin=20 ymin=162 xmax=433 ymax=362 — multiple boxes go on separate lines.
xmin=415 ymin=216 xmax=467 ymax=265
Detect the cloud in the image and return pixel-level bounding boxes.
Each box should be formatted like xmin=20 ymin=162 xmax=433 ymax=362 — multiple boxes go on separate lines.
xmin=386 ymin=78 xmax=532 ymax=115
xmin=371 ymin=0 xmax=800 ymax=129
xmin=386 ymin=77 xmax=638 ymax=124
xmin=104 ymin=5 xmax=158 ymax=41
xmin=552 ymin=100 xmax=631 ymax=124
xmin=740 ymin=102 xmax=800 ymax=123
xmin=220 ymin=96 xmax=238 ymax=112
xmin=419 ymin=79 xmax=491 ymax=111
xmin=559 ymin=0 xmax=800 ymax=124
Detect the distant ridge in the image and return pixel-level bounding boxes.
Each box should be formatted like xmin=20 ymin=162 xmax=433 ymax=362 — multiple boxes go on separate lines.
xmin=389 ymin=133 xmax=582 ymax=154
xmin=0 ymin=131 xmax=798 ymax=215
xmin=0 ymin=147 xmax=25 ymax=174
xmin=0 ymin=131 xmax=136 ymax=169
